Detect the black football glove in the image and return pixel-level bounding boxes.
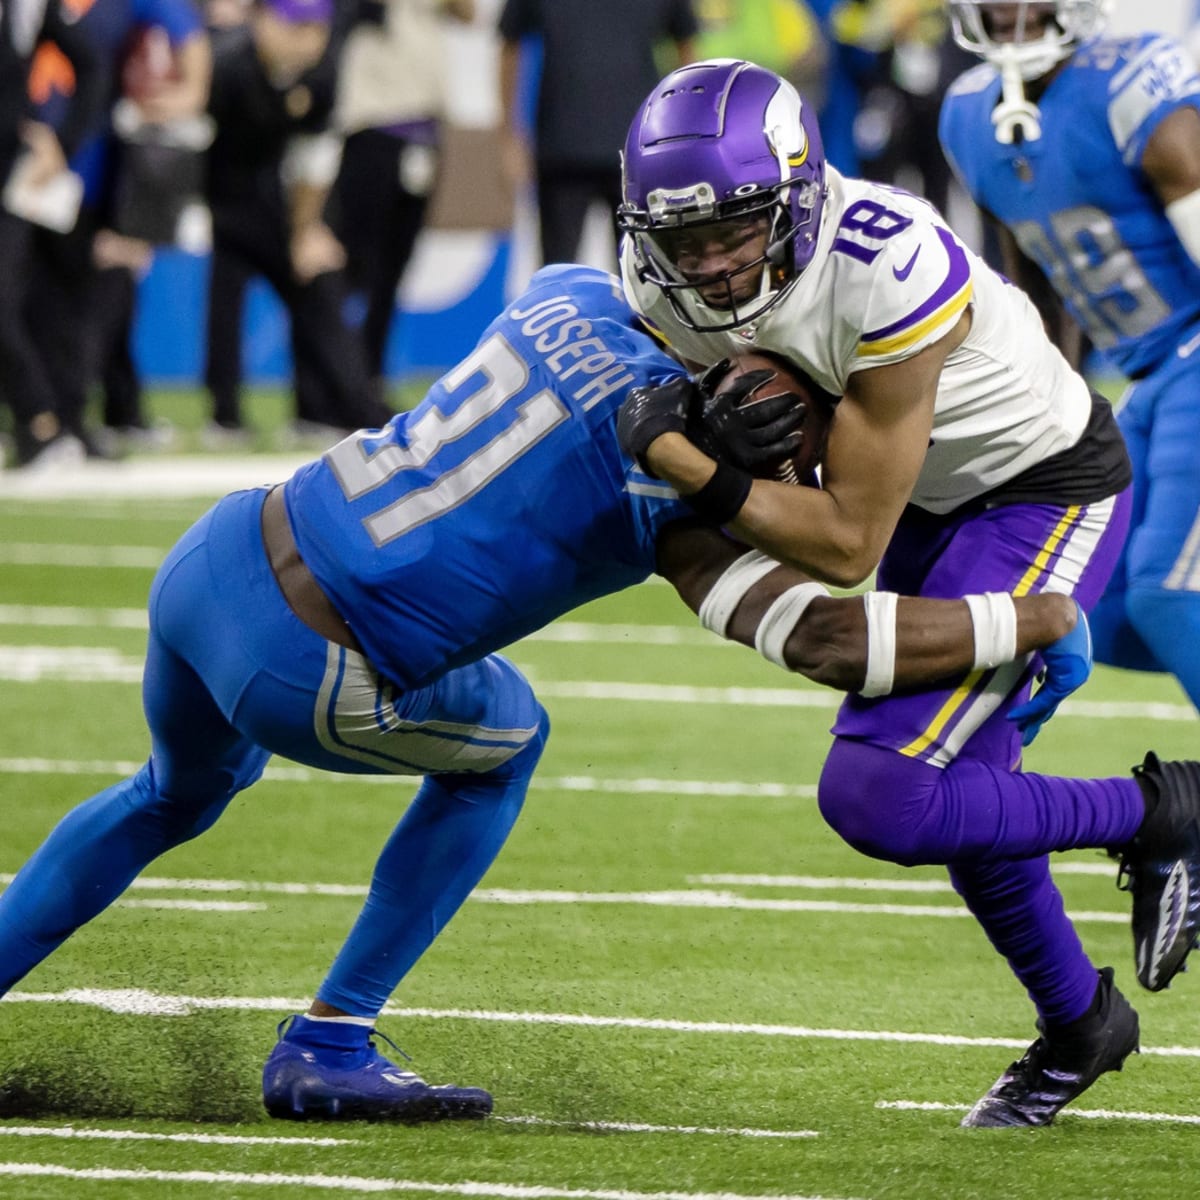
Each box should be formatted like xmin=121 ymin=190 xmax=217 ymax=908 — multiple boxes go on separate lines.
xmin=617 ymin=376 xmax=700 ymax=474
xmin=696 ymin=367 xmax=807 ymax=475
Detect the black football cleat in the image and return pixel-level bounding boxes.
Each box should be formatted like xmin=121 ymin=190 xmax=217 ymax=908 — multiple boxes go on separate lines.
xmin=1114 ymin=753 xmax=1200 ymax=992
xmin=962 ymin=968 xmax=1139 ymax=1128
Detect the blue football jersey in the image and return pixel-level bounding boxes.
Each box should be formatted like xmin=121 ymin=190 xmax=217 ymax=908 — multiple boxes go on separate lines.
xmin=284 ymin=265 xmax=691 ymax=691
xmin=940 ymin=34 xmax=1200 ymax=378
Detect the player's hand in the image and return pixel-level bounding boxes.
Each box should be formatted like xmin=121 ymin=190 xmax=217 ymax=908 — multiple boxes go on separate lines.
xmin=617 ymin=376 xmax=697 ymax=473
xmin=1007 ymin=600 xmax=1092 ymax=747
xmin=697 ymin=367 xmax=806 ymax=474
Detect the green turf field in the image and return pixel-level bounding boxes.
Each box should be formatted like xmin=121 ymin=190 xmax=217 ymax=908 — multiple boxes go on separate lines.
xmin=0 ymin=417 xmax=1198 ymax=1200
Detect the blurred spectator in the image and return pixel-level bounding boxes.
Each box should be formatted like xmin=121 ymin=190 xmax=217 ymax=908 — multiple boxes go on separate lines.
xmin=805 ymin=0 xmax=884 ymax=174
xmin=498 ymin=0 xmax=698 ymax=267
xmin=0 ymin=0 xmax=105 ymax=469
xmin=694 ymin=0 xmax=826 ymax=104
xmin=325 ymin=0 xmax=475 ymax=403
xmin=203 ymin=0 xmax=391 ymax=443
xmin=845 ymin=0 xmax=971 ymax=215
xmin=26 ymin=0 xmax=211 ymax=458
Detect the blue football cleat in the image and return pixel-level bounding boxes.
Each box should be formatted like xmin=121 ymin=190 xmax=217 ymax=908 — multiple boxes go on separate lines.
xmin=262 ymin=1018 xmax=493 ymax=1122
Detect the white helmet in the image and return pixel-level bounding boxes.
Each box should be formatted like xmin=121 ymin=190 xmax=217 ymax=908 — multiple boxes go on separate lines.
xmin=949 ymin=1 xmax=1110 ymax=142
xmin=949 ymin=0 xmax=1111 ymax=81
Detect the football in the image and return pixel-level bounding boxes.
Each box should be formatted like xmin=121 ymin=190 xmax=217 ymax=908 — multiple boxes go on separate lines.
xmin=710 ymin=351 xmax=837 ymax=484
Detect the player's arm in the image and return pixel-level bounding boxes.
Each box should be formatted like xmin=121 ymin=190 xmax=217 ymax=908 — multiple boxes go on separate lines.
xmin=656 ymin=520 xmax=1089 ymax=741
xmin=643 ymin=311 xmax=969 ymax=588
xmin=1141 ymin=105 xmax=1200 ymax=268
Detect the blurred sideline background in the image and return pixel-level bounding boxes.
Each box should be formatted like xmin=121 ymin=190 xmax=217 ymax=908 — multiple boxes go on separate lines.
xmin=131 ymin=0 xmax=1188 ymax=390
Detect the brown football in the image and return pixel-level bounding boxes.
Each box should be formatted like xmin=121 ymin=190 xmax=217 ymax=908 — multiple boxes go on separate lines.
xmin=711 ymin=351 xmax=837 ymax=484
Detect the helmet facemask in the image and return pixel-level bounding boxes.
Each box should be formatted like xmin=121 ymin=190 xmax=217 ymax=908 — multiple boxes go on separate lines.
xmin=949 ymin=1 xmax=1111 ymax=142
xmin=622 ymin=179 xmax=821 ymax=332
xmin=618 ymin=60 xmax=827 ymax=333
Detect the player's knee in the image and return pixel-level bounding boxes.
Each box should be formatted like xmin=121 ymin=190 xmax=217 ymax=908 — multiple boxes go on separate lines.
xmin=145 ymin=755 xmax=263 ymax=843
xmin=499 ymin=703 xmax=551 ymax=783
xmin=818 ymin=739 xmax=939 ymax=866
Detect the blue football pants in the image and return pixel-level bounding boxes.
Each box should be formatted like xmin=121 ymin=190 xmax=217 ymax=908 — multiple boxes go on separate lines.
xmin=1091 ymin=348 xmax=1200 ymax=712
xmin=0 ymin=488 xmax=549 ymax=1015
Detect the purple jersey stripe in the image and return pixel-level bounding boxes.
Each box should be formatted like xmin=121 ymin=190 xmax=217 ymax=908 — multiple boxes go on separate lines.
xmin=862 ymin=228 xmax=971 ymax=344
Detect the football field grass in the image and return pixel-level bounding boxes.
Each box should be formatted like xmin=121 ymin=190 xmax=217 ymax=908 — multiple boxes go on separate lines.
xmin=1 ymin=439 xmax=1199 ymax=1199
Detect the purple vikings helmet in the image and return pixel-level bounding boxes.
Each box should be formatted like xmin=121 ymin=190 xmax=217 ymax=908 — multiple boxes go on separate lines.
xmin=618 ymin=59 xmax=827 ymax=332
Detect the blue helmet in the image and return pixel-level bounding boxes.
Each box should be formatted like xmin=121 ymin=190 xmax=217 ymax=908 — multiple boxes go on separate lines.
xmin=618 ymin=59 xmax=827 ymax=332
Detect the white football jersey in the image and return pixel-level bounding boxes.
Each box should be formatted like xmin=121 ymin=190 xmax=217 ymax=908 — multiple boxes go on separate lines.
xmin=620 ymin=168 xmax=1093 ymax=514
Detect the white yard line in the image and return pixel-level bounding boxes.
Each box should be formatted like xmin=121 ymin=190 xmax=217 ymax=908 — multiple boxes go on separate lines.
xmin=0 ymin=647 xmax=1194 ymax=721
xmin=877 ymin=1099 xmax=1200 ymax=1125
xmin=0 ymin=610 xmax=727 ymax=650
xmin=6 ymin=988 xmax=1200 ymax=1059
xmin=0 ymin=605 xmax=148 ymax=629
xmin=0 ymin=871 xmax=1128 ymax=924
xmin=0 ymin=1124 xmax=355 ymax=1146
xmin=689 ymin=874 xmax=956 ymax=893
xmin=0 ymin=545 xmax=166 ymax=568
xmin=0 ymin=1164 xmax=860 ymax=1200
xmin=0 ymin=456 xmax=308 ymax=501
xmin=0 ymin=1117 xmax=815 ymax=1143
xmin=495 ymin=1117 xmax=816 ymax=1139
xmin=0 ymin=756 xmax=815 ymax=799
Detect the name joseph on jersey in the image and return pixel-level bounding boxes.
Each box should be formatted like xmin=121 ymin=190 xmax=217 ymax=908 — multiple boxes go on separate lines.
xmin=507 ymin=291 xmax=637 ymax=411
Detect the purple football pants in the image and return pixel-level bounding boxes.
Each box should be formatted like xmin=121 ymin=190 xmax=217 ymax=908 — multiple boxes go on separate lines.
xmin=819 ymin=490 xmax=1144 ymax=1026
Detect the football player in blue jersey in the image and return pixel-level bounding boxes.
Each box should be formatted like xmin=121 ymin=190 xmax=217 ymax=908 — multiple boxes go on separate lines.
xmin=941 ymin=4 xmax=1200 ymax=712
xmin=0 ymin=264 xmax=1096 ymax=1124
xmin=616 ymin=57 xmax=1200 ymax=1126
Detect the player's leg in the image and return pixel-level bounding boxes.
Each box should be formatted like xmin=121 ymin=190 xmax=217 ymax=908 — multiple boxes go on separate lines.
xmin=179 ymin=489 xmax=547 ymax=1119
xmin=816 ymin=494 xmax=1177 ymax=1123
xmin=260 ymin=648 xmax=549 ymax=1121
xmin=1116 ymin=363 xmax=1200 ymax=708
xmin=1089 ymin=381 xmax=1164 ymax=672
xmin=0 ymin=506 xmax=270 ymax=994
xmin=821 ymin=494 xmax=1143 ymax=867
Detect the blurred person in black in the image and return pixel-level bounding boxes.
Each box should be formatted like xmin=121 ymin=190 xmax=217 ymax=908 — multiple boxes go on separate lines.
xmin=25 ymin=3 xmax=211 ymax=460
xmin=204 ymin=0 xmax=390 ymax=442
xmin=498 ymin=0 xmax=698 ymax=268
xmin=0 ymin=0 xmax=105 ymax=468
xmin=325 ymin=0 xmax=474 ymax=406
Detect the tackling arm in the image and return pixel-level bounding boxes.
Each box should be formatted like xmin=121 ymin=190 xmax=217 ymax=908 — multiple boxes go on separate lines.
xmin=657 ymin=520 xmax=1089 ymax=724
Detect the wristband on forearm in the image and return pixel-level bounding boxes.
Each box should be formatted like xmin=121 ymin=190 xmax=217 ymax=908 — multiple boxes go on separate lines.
xmin=754 ymin=583 xmax=831 ymax=668
xmin=681 ymin=461 xmax=753 ymax=525
xmin=861 ymin=590 xmax=899 ymax=698
xmin=964 ymin=592 xmax=1018 ymax=669
xmin=697 ymin=550 xmax=779 ymax=636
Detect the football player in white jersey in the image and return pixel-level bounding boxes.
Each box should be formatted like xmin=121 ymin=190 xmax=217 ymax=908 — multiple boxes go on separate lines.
xmin=615 ymin=57 xmax=1200 ymax=1127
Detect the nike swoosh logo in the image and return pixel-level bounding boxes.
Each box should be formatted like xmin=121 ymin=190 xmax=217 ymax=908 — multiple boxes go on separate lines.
xmin=893 ymin=247 xmax=921 ymax=282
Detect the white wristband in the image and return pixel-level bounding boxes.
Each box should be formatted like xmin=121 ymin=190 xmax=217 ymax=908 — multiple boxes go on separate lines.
xmin=1166 ymin=187 xmax=1200 ymax=270
xmin=964 ymin=592 xmax=1018 ymax=670
xmin=697 ymin=550 xmax=779 ymax=637
xmin=754 ymin=582 xmax=831 ymax=668
xmin=861 ymin=590 xmax=899 ymax=697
